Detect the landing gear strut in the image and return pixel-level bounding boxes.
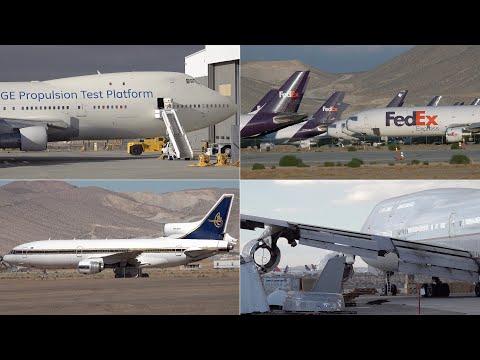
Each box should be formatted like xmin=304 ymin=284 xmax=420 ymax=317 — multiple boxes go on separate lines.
xmin=113 ymin=267 xmax=149 ymax=278
xmin=383 ymin=271 xmax=398 ymax=296
xmin=475 ymin=283 xmax=480 ymax=297
xmin=421 ymin=277 xmax=450 ymax=297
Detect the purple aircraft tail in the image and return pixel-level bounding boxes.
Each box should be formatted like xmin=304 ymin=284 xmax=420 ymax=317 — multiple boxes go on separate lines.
xmin=305 ymin=265 xmax=311 ymax=271
xmin=283 ymin=265 xmax=289 ymax=274
xmin=250 ymin=90 xmax=278 ymax=113
xmin=311 ymin=264 xmax=317 ymax=270
xmin=306 ymin=91 xmax=345 ymax=129
xmin=386 ymin=90 xmax=408 ymax=107
xmin=259 ymin=71 xmax=310 ymax=115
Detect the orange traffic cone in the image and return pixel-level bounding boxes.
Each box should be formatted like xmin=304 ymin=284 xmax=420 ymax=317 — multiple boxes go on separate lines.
xmin=395 ymin=146 xmax=400 ymax=160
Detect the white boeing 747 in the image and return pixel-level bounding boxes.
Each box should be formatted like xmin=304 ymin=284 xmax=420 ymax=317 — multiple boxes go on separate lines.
xmin=2 ymin=194 xmax=236 ymax=278
xmin=0 ymin=71 xmax=236 ymax=151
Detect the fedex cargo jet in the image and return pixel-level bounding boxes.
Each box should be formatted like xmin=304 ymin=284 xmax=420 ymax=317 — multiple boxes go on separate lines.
xmin=327 ymin=90 xmax=408 ymax=142
xmin=346 ymin=102 xmax=480 ymax=143
xmin=240 ymin=71 xmax=310 ymax=139
xmin=2 ymin=194 xmax=235 ymax=278
xmin=0 ymin=71 xmax=236 ymax=151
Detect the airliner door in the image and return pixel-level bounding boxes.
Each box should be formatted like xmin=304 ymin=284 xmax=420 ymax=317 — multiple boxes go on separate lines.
xmin=175 ymin=245 xmax=182 ymax=256
xmin=449 ymin=213 xmax=456 ymax=238
xmin=76 ymin=246 xmax=83 ymax=258
xmin=76 ymin=104 xmax=87 ymax=117
xmin=157 ymin=98 xmax=164 ymax=109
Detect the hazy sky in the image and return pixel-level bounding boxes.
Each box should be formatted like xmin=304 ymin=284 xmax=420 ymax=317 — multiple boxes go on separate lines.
xmin=0 ymin=45 xmax=204 ymax=81
xmin=241 ymin=45 xmax=415 ymax=73
xmin=240 ymin=180 xmax=480 ymax=268
xmin=0 ymin=180 xmax=238 ymax=193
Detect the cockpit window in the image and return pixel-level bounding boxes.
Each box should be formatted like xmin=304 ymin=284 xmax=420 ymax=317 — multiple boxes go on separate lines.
xmin=341 ymin=123 xmax=346 ymax=128
xmin=186 ymin=78 xmax=198 ymax=84
xmin=329 ymin=124 xmax=337 ymax=128
xmin=348 ymin=116 xmax=358 ymax=122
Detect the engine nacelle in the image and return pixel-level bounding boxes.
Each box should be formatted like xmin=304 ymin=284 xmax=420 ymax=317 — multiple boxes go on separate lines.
xmin=164 ymin=222 xmax=194 ymax=237
xmin=0 ymin=126 xmax=48 ymax=151
xmin=446 ymin=127 xmax=471 ymax=143
xmin=362 ymin=252 xmax=399 ymax=272
xmin=78 ymin=258 xmax=105 ymax=274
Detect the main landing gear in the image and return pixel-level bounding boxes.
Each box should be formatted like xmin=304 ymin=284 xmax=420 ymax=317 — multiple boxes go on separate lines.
xmin=421 ymin=277 xmax=450 ymax=297
xmin=383 ymin=271 xmax=398 ymax=296
xmin=113 ymin=267 xmax=149 ymax=278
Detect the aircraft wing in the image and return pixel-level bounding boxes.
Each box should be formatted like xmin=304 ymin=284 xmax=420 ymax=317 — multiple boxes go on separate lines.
xmin=241 ymin=214 xmax=480 ymax=283
xmin=0 ymin=117 xmax=70 ymax=133
xmin=448 ymin=122 xmax=480 ymax=133
xmin=96 ymin=251 xmax=143 ymax=266
xmin=272 ymin=113 xmax=308 ymax=124
xmin=184 ymin=247 xmax=218 ymax=259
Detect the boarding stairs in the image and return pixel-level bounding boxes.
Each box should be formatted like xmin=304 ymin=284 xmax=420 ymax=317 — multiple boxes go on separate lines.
xmin=155 ymin=107 xmax=193 ymax=160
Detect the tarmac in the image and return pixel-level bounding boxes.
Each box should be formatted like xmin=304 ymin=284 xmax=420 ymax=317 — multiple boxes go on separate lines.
xmin=0 ymin=150 xmax=239 ymax=179
xmin=348 ymin=293 xmax=480 ymax=315
xmin=241 ymin=148 xmax=480 ymax=167
xmin=0 ymin=275 xmax=239 ymax=315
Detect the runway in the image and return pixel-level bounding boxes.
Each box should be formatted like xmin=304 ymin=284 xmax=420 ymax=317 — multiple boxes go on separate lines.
xmin=241 ymin=148 xmax=480 ymax=167
xmin=0 ymin=276 xmax=239 ymax=315
xmin=0 ymin=150 xmax=239 ymax=179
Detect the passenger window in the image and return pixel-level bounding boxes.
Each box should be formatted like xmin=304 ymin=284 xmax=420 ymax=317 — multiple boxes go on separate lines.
xmin=49 ymin=106 xmax=51 ymax=110
xmin=77 ymin=106 xmax=80 ymax=110
xmin=12 ymin=107 xmax=15 ymax=110
xmin=102 ymin=105 xmax=105 ymax=109
xmin=21 ymin=107 xmax=24 ymax=110
xmin=116 ymin=105 xmax=118 ymax=109
xmin=124 ymin=105 xmax=127 ymax=109
xmin=107 ymin=105 xmax=109 ymax=109
xmin=67 ymin=106 xmax=69 ymax=109
xmin=120 ymin=105 xmax=123 ymax=109
xmin=62 ymin=106 xmax=65 ymax=110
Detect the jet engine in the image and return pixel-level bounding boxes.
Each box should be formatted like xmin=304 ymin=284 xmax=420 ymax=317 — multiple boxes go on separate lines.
xmin=78 ymin=258 xmax=105 ymax=274
xmin=0 ymin=126 xmax=48 ymax=151
xmin=446 ymin=127 xmax=471 ymax=143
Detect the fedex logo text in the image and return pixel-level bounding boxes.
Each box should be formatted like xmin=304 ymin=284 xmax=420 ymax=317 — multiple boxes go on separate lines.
xmin=322 ymin=106 xmax=338 ymax=112
xmin=386 ymin=111 xmax=438 ymax=127
xmin=279 ymin=91 xmax=299 ymax=98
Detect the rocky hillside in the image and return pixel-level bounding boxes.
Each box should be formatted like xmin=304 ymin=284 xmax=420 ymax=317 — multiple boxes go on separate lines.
xmin=241 ymin=45 xmax=480 ymax=116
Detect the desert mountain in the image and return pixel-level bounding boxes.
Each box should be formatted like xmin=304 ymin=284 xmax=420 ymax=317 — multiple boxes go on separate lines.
xmin=241 ymin=45 xmax=480 ymax=117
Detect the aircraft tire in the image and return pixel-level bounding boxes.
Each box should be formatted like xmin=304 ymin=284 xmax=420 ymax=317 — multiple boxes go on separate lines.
xmin=390 ymin=284 xmax=398 ymax=296
xmin=427 ymin=283 xmax=435 ymax=297
xmin=440 ymin=283 xmax=450 ymax=297
xmin=475 ymin=283 xmax=480 ymax=297
xmin=421 ymin=283 xmax=429 ymax=297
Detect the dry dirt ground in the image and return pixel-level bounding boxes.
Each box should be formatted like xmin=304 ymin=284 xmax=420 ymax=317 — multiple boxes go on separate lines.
xmin=241 ymin=163 xmax=480 ymax=180
xmin=0 ymin=267 xmax=239 ymax=315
